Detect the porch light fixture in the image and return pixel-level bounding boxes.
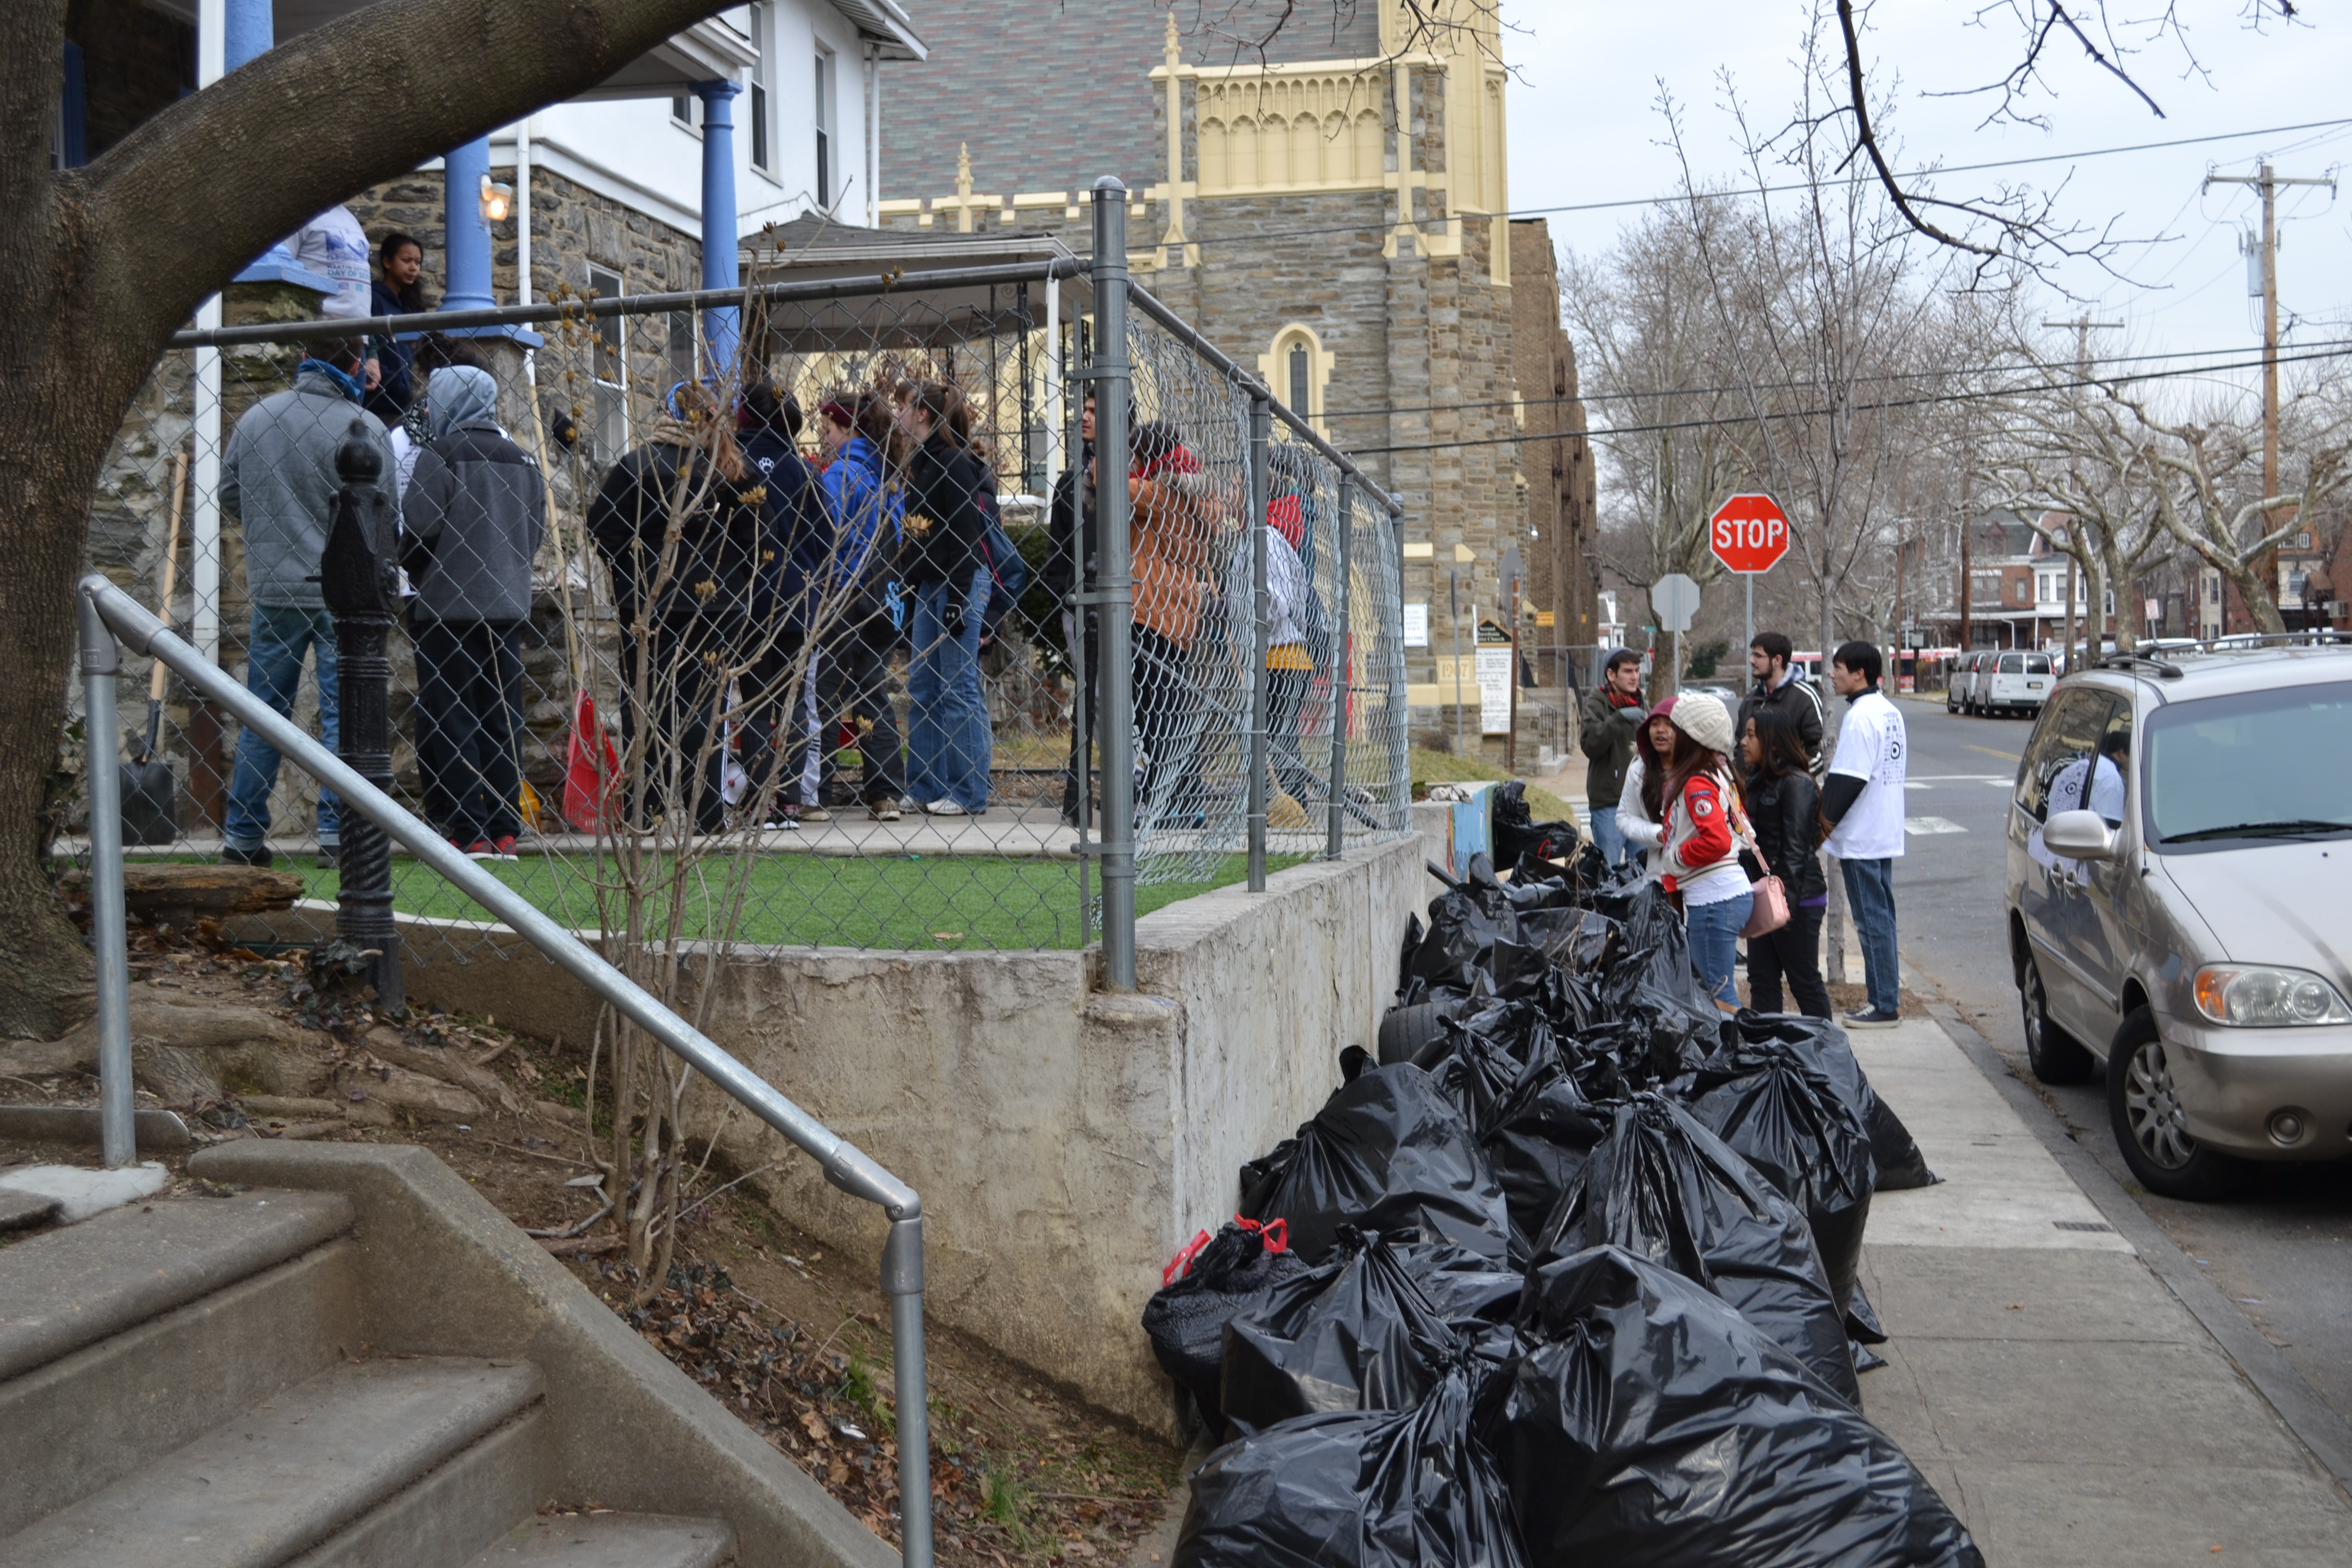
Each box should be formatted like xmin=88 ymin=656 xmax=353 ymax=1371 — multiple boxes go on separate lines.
xmin=479 ymin=174 xmax=515 ymax=224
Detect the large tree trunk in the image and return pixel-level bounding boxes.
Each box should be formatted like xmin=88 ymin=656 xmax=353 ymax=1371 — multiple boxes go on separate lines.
xmin=0 ymin=0 xmax=730 ymax=1035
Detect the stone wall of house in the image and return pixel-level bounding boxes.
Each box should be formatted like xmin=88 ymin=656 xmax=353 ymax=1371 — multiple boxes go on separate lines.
xmin=1508 ymin=218 xmax=1601 ymax=656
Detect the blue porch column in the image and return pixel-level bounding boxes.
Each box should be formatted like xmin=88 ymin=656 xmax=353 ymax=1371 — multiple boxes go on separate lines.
xmin=225 ymin=0 xmax=335 ymax=292
xmin=427 ymin=133 xmax=541 ymax=346
xmin=442 ymin=135 xmax=498 ymax=311
xmin=694 ymin=79 xmax=742 ymax=375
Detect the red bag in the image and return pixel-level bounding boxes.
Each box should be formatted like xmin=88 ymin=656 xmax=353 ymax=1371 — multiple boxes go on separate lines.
xmin=561 ymin=689 xmax=622 ymax=831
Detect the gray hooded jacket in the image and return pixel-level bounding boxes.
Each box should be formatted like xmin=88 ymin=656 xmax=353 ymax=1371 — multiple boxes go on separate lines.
xmin=400 ymin=367 xmax=546 ymax=624
xmin=220 ymin=365 xmax=396 ymax=609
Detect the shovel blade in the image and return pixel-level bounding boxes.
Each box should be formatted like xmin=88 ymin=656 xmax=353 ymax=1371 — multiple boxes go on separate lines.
xmin=119 ymin=760 xmax=178 ymax=846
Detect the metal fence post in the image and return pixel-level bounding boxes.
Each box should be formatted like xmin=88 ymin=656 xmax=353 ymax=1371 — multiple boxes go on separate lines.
xmin=882 ymin=1215 xmax=933 ymax=1568
xmin=1326 ymin=475 xmax=1355 ymax=859
xmin=1387 ymin=497 xmax=1411 ymax=830
xmin=319 ymin=420 xmax=404 ymax=1011
xmin=76 ymin=591 xmax=136 ymax=1169
xmin=1246 ymin=395 xmax=1271 ymax=890
xmin=1091 ymin=178 xmax=1137 ymax=988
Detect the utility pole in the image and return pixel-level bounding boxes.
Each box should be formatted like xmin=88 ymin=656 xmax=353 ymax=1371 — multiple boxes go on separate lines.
xmin=2204 ymin=161 xmax=2336 ymax=624
xmin=2042 ymin=315 xmax=2122 ymax=664
xmin=1958 ymin=424 xmax=1974 ymax=655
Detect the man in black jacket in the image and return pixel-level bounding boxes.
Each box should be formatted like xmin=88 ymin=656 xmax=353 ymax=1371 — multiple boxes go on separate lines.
xmin=1577 ymin=649 xmax=1644 ymax=866
xmin=1736 ymin=631 xmax=1826 ymax=775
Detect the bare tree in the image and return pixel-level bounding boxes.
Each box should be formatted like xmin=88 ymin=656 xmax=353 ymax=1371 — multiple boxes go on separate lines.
xmin=1564 ymin=200 xmax=1752 ymax=696
xmin=2137 ymin=388 xmax=2352 ymax=633
xmin=0 ymin=0 xmax=737 ymax=1037
xmin=1979 ymin=338 xmax=2182 ymax=656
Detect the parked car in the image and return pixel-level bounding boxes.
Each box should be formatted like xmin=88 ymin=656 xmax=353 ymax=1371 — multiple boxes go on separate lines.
xmin=2004 ymin=641 xmax=2352 ymax=1198
xmin=1947 ymin=651 xmax=1983 ymax=714
xmin=1976 ymin=650 xmax=2052 ymax=717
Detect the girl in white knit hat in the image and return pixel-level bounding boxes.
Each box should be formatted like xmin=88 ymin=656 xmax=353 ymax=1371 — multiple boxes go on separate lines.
xmin=1655 ymin=692 xmax=1756 ymax=1010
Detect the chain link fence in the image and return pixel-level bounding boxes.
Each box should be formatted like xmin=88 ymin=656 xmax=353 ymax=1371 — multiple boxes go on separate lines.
xmin=63 ymin=208 xmax=1406 ymax=972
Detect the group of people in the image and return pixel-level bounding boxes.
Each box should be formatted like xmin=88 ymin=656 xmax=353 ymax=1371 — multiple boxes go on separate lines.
xmin=215 ymin=220 xmax=1344 ymax=862
xmin=1579 ymin=632 xmax=1908 ymax=1031
xmin=1047 ymin=392 xmax=1339 ymax=829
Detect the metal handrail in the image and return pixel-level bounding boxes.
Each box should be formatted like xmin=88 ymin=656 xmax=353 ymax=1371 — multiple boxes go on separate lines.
xmin=75 ymin=573 xmax=935 ymax=1568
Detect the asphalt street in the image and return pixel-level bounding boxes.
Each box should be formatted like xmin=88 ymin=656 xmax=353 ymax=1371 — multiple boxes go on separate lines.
xmin=1885 ymin=692 xmax=2352 ymax=1435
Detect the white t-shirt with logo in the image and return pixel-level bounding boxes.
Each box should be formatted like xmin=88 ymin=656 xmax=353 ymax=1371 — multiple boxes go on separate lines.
xmin=290 ymin=206 xmax=374 ymax=320
xmin=1825 ymin=689 xmax=1907 ymax=860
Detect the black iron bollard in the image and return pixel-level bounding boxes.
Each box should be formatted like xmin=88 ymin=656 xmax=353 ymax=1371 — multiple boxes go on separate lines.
xmin=319 ymin=420 xmax=404 ymax=1012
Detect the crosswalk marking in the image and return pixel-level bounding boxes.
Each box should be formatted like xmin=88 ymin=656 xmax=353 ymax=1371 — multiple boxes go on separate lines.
xmin=1905 ymin=816 xmax=1969 ymax=835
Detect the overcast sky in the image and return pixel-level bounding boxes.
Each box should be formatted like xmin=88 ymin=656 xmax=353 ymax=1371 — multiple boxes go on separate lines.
xmin=1503 ymin=1 xmax=2352 ymax=414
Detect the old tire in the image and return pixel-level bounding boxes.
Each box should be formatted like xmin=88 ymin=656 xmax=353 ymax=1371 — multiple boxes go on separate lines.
xmin=2020 ymin=953 xmax=2095 ymax=1085
xmin=1377 ymin=1001 xmax=1455 ymax=1067
xmin=2106 ymin=1008 xmax=2251 ymax=1202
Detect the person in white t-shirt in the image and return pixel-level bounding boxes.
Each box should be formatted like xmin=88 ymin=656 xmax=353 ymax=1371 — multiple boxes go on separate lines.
xmin=288 ymin=206 xmax=375 ymax=322
xmin=1820 ymin=640 xmax=1907 ymax=1027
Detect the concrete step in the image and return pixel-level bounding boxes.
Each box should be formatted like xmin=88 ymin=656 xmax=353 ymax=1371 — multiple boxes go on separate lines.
xmin=0 ymin=1357 xmax=544 ymax=1568
xmin=0 ymin=1189 xmax=352 ymax=1381
xmin=463 ymin=1513 xmax=735 ymax=1567
xmin=0 ymin=1237 xmax=360 ymax=1538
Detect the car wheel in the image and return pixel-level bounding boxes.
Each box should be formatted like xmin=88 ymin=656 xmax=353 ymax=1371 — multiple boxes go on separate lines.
xmin=2020 ymin=954 xmax=2095 ymax=1084
xmin=2106 ymin=1008 xmax=2251 ymax=1200
xmin=1378 ymin=999 xmax=1456 ymax=1067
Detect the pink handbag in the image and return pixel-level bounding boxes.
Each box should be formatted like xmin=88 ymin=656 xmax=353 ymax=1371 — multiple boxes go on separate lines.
xmin=1742 ymin=872 xmax=1791 ymax=938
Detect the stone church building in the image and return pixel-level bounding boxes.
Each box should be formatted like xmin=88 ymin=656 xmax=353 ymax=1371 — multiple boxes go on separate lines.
xmin=874 ymin=2 xmax=1601 ymax=723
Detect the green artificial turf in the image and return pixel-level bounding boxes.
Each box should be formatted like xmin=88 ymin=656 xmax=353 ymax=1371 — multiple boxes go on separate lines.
xmin=293 ymin=849 xmax=1304 ymax=952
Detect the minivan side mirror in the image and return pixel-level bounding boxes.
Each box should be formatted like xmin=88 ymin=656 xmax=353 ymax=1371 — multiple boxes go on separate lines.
xmin=2045 ymin=809 xmax=2120 ymax=862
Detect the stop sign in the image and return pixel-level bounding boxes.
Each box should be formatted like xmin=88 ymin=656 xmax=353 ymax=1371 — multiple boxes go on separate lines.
xmin=1710 ymin=493 xmax=1792 ymax=574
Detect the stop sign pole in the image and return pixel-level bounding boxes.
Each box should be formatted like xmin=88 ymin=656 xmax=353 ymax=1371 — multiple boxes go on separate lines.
xmin=1710 ymin=493 xmax=1793 ymax=658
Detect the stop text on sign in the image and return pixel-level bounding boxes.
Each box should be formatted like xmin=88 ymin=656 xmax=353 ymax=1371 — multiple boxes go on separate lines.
xmin=1709 ymin=493 xmax=1792 ymax=574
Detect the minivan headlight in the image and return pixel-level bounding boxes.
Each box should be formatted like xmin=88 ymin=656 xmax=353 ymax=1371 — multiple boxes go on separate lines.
xmin=2192 ymin=966 xmax=2352 ymax=1027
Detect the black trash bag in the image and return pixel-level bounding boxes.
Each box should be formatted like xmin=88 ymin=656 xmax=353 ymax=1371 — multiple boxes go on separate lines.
xmin=1221 ymin=1229 xmax=1470 ymax=1436
xmin=1395 ymin=1237 xmax=1529 ymax=1327
xmin=1492 ymin=780 xmax=1581 ymax=871
xmin=1143 ymin=1219 xmax=1316 ymax=1431
xmin=1478 ymin=1245 xmax=1983 ymax=1568
xmin=1730 ymin=1011 xmax=1941 ymax=1191
xmin=1847 ymin=1279 xmax=1890 ymax=1344
xmin=1407 ymin=858 xmax=1521 ymax=994
xmin=1420 ymin=1021 xmax=1611 ymax=1258
xmin=1671 ymin=1035 xmax=1876 ymax=1325
xmin=1174 ymin=1363 xmax=1526 ymax=1568
xmin=1239 ymin=1063 xmax=1513 ymax=1266
xmin=1535 ymin=1094 xmax=1859 ymax=1407
xmin=1396 ymin=914 xmax=1426 ymax=997
xmin=1585 ymin=881 xmax=1727 ymax=1077
xmin=1852 ymin=1338 xmax=1890 ymax=1374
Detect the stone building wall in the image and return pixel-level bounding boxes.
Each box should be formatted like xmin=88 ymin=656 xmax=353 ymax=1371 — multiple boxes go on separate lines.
xmin=881 ymin=1 xmax=1382 ymax=200
xmin=1508 ymin=218 xmax=1601 ymax=657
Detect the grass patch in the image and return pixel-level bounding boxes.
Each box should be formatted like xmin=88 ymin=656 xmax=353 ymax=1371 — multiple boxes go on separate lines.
xmin=293 ymin=850 xmax=1304 ymax=951
xmin=1409 ymin=746 xmax=1578 ymax=823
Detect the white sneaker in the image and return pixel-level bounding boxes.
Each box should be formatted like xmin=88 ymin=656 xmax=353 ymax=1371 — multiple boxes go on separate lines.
xmin=925 ymin=799 xmax=968 ymax=817
xmin=867 ymin=800 xmax=903 ymax=822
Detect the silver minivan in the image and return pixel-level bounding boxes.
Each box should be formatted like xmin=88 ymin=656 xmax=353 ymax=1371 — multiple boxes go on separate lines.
xmin=2004 ymin=641 xmax=2352 ymax=1198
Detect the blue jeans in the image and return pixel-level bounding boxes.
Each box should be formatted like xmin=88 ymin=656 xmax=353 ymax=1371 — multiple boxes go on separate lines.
xmin=906 ymin=568 xmax=992 ymax=812
xmin=1841 ymin=856 xmax=1901 ymax=1015
xmin=1588 ymin=804 xmax=1626 ymax=868
xmin=226 ymin=605 xmax=339 ymax=850
xmin=1685 ymin=891 xmax=1754 ymax=1010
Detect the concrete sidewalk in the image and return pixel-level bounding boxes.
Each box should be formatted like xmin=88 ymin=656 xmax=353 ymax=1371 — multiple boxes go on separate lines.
xmin=1852 ymin=1012 xmax=2352 ymax=1564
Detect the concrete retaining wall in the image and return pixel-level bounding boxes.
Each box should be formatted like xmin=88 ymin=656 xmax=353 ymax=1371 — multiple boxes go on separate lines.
xmin=235 ymin=835 xmax=1423 ymax=1433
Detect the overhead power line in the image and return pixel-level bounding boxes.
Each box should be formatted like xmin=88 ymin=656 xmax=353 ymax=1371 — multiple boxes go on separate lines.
xmin=1158 ymin=115 xmax=2352 ymax=255
xmin=1346 ymin=341 xmax=2352 ymax=456
xmin=1316 ymin=334 xmax=2352 ymax=422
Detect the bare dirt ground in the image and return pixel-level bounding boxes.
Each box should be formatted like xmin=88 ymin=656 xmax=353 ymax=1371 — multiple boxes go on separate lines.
xmin=0 ymin=924 xmax=1184 ymax=1566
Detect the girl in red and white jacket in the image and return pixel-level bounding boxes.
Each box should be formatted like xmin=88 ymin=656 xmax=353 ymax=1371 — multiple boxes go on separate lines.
xmin=1656 ymin=693 xmax=1755 ymax=1010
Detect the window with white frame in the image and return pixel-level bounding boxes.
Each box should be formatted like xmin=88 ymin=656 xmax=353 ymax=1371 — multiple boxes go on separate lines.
xmin=813 ymin=51 xmax=835 ymax=208
xmin=586 ymin=265 xmax=628 ymax=461
xmin=749 ymin=4 xmax=773 ymax=175
xmin=671 ymin=93 xmax=696 ymax=130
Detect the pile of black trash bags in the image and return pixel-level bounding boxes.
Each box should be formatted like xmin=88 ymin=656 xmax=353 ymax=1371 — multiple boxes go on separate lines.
xmin=1143 ymin=842 xmax=1976 ymax=1568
